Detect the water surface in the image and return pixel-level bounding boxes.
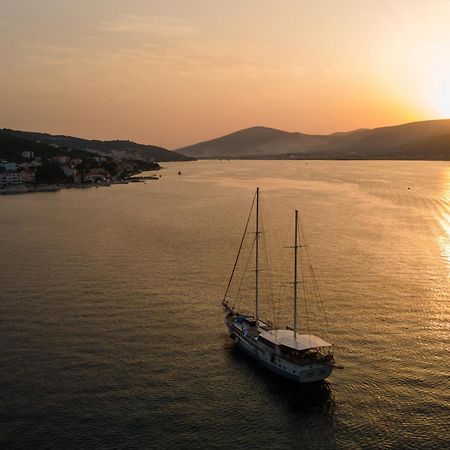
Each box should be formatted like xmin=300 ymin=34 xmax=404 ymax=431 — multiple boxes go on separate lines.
xmin=1 ymin=161 xmax=449 ymax=449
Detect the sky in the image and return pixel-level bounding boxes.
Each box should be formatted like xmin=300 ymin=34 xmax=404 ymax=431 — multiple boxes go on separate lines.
xmin=1 ymin=0 xmax=450 ymax=149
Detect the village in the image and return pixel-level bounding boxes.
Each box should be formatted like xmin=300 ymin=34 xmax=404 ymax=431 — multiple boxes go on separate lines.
xmin=0 ymin=150 xmax=160 ymax=194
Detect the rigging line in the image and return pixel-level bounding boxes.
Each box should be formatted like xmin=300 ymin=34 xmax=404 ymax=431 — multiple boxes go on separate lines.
xmin=260 ymin=205 xmax=277 ymax=326
xmin=302 ymin=221 xmax=329 ymax=327
xmin=232 ymin=237 xmax=256 ymax=311
xmin=303 ymin=279 xmax=311 ymax=334
xmin=258 ymin=195 xmax=272 ymax=325
xmin=275 ymin=216 xmax=291 ymax=324
xmin=262 ymin=246 xmax=276 ymax=327
xmin=268 ymin=205 xmax=284 ymax=329
xmin=223 ymin=191 xmax=256 ymax=302
xmin=299 ymin=220 xmax=330 ymax=329
xmin=271 ymin=241 xmax=284 ymax=328
xmin=282 ymin=216 xmax=294 ymax=327
xmin=297 ymin=215 xmax=312 ymax=336
xmin=299 ymin=222 xmax=311 ymax=334
xmin=300 ymin=246 xmax=311 ymax=336
xmin=309 ymin=259 xmax=330 ymax=328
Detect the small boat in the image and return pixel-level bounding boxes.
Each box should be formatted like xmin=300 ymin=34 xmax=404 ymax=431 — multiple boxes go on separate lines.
xmin=222 ymin=188 xmax=335 ymax=383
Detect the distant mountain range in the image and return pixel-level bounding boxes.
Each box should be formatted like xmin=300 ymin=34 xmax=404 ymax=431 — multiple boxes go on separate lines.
xmin=176 ymin=119 xmax=450 ymax=160
xmin=0 ymin=129 xmax=191 ymax=162
xmin=3 ymin=119 xmax=450 ymax=162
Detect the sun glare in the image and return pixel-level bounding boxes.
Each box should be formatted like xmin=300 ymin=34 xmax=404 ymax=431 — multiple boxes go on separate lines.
xmin=431 ymin=78 xmax=450 ymax=118
xmin=424 ymin=58 xmax=450 ymax=117
xmin=403 ymin=42 xmax=450 ymax=118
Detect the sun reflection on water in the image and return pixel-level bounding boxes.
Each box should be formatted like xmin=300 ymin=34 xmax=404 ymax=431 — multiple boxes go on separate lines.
xmin=421 ymin=167 xmax=450 ymax=347
xmin=438 ymin=168 xmax=450 ymax=273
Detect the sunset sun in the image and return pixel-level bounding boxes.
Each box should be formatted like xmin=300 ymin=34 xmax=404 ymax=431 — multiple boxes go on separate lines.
xmin=430 ymin=71 xmax=450 ymax=117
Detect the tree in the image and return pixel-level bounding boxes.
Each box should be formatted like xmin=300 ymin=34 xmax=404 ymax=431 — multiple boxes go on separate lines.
xmin=35 ymin=162 xmax=66 ymax=184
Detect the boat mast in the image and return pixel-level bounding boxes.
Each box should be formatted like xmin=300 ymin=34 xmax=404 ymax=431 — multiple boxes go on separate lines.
xmin=294 ymin=209 xmax=299 ymax=340
xmin=255 ymin=187 xmax=260 ymax=324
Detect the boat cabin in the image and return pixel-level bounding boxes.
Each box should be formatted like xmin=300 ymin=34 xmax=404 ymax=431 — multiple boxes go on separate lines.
xmin=259 ymin=329 xmax=333 ymax=364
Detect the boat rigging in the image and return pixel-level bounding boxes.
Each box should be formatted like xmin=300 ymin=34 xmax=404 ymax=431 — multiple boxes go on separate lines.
xmin=222 ymin=188 xmax=335 ymax=383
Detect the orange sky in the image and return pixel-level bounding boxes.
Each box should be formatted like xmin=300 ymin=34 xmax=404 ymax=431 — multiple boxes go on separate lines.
xmin=1 ymin=0 xmax=450 ymax=148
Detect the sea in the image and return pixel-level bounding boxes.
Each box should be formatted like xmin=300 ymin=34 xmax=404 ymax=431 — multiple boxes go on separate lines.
xmin=0 ymin=160 xmax=449 ymax=449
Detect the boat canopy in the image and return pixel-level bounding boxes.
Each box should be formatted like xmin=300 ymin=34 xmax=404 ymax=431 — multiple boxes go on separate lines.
xmin=259 ymin=330 xmax=332 ymax=351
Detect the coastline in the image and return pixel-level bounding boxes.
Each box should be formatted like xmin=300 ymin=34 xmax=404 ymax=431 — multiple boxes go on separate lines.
xmin=0 ymin=179 xmax=152 ymax=195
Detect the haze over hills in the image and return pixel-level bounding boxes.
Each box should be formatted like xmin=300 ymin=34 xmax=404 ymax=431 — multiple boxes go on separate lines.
xmin=176 ymin=119 xmax=450 ymax=160
xmin=1 ymin=129 xmax=192 ymax=162
xmin=3 ymin=119 xmax=450 ymax=162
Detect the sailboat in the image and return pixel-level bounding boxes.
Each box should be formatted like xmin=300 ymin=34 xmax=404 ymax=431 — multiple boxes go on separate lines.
xmin=222 ymin=188 xmax=335 ymax=383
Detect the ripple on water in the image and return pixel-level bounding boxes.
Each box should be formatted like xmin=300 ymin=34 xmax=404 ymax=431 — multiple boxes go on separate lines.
xmin=0 ymin=161 xmax=449 ymax=449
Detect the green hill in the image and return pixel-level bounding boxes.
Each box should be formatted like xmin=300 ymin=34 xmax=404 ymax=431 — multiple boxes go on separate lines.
xmin=0 ymin=131 xmax=98 ymax=161
xmin=1 ymin=129 xmax=192 ymax=162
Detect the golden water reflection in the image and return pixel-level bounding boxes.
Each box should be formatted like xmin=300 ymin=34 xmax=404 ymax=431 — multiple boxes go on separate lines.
xmin=438 ymin=168 xmax=450 ymax=274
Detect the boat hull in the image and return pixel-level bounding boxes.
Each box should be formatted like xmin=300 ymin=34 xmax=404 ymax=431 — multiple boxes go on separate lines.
xmin=228 ymin=324 xmax=333 ymax=383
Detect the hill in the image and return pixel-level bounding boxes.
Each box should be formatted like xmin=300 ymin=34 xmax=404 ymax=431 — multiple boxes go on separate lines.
xmin=383 ymin=132 xmax=450 ymax=160
xmin=0 ymin=131 xmax=98 ymax=161
xmin=1 ymin=129 xmax=191 ymax=162
xmin=177 ymin=126 xmax=329 ymax=158
xmin=176 ymin=120 xmax=450 ymax=160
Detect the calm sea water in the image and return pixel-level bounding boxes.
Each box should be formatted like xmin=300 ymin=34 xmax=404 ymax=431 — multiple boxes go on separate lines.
xmin=1 ymin=161 xmax=449 ymax=449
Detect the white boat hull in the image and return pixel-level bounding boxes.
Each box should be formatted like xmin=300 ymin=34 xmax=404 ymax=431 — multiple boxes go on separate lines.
xmin=228 ymin=324 xmax=333 ymax=383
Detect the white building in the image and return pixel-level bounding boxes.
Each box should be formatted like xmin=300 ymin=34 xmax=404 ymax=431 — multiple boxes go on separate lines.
xmin=52 ymin=155 xmax=71 ymax=165
xmin=0 ymin=172 xmax=23 ymax=185
xmin=21 ymin=151 xmax=34 ymax=159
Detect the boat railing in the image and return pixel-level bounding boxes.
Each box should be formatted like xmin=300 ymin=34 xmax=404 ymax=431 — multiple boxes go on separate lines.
xmin=277 ymin=347 xmax=334 ymax=365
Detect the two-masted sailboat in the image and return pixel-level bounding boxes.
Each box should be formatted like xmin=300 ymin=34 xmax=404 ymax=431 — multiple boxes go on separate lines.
xmin=222 ymin=188 xmax=335 ymax=383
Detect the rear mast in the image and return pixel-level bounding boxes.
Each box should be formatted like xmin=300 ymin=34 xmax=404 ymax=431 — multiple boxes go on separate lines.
xmin=294 ymin=209 xmax=299 ymax=340
xmin=255 ymin=187 xmax=260 ymax=325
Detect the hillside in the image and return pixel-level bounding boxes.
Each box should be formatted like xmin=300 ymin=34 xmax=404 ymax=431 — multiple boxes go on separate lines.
xmin=0 ymin=131 xmax=98 ymax=161
xmin=384 ymin=132 xmax=450 ymax=160
xmin=177 ymin=126 xmax=329 ymax=158
xmin=1 ymin=129 xmax=192 ymax=162
xmin=177 ymin=120 xmax=450 ymax=160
